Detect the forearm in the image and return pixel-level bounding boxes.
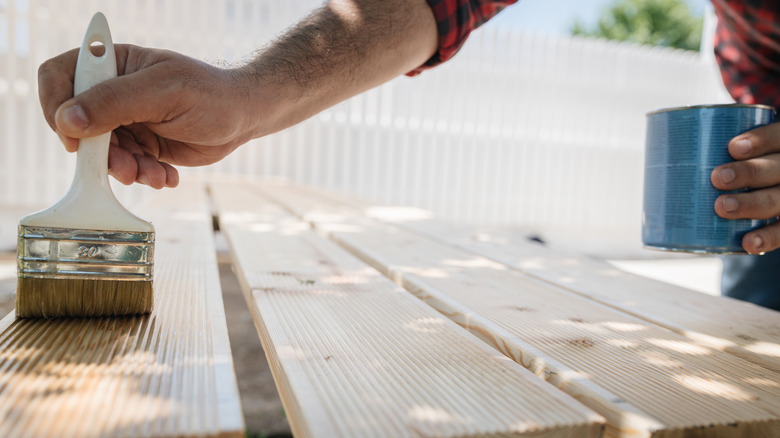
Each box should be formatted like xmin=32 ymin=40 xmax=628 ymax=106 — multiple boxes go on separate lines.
xmin=37 ymin=0 xmax=436 ymax=188
xmin=235 ymin=0 xmax=438 ymax=138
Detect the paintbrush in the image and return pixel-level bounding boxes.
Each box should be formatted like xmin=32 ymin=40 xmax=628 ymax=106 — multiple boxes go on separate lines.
xmin=15 ymin=12 xmax=154 ymax=318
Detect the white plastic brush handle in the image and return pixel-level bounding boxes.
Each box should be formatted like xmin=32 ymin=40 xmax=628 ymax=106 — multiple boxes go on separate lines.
xmin=21 ymin=12 xmax=153 ymax=232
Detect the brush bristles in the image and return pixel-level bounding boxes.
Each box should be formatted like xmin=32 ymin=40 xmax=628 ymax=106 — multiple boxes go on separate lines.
xmin=15 ymin=278 xmax=153 ymax=318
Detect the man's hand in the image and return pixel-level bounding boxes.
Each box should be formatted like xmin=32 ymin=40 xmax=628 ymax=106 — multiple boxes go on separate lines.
xmin=37 ymin=0 xmax=437 ymax=190
xmin=38 ymin=45 xmax=261 ymax=189
xmin=711 ymin=122 xmax=780 ymax=254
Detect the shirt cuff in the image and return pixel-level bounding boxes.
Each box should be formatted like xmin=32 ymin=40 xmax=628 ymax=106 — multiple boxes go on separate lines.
xmin=407 ymin=0 xmax=518 ymax=76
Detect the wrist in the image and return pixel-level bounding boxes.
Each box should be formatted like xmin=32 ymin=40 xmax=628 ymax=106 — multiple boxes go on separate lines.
xmin=228 ymin=62 xmax=304 ymax=141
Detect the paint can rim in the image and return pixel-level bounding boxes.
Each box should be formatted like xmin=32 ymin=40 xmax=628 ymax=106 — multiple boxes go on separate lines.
xmin=646 ymin=103 xmax=775 ymax=117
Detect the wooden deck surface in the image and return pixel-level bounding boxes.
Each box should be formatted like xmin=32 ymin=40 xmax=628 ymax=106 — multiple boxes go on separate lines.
xmin=0 ymin=183 xmax=244 ymax=438
xmin=212 ymin=182 xmax=604 ymax=438
xmin=254 ymin=181 xmax=780 ymax=438
xmin=295 ymin=183 xmax=780 ymax=374
xmin=3 ymin=179 xmax=779 ymax=438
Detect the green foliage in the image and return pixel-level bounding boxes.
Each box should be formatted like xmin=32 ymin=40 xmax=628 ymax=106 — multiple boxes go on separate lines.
xmin=571 ymin=0 xmax=703 ymax=51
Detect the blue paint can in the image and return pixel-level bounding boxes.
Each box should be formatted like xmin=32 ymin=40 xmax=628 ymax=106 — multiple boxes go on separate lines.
xmin=642 ymin=104 xmax=775 ymax=254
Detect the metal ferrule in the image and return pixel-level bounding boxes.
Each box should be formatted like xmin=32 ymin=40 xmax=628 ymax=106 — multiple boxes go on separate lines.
xmin=17 ymin=225 xmax=154 ymax=281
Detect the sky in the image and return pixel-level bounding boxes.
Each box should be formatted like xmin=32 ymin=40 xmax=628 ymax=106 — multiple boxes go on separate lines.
xmin=491 ymin=0 xmax=707 ymax=36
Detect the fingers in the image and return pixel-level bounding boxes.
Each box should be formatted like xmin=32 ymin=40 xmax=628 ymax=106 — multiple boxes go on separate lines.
xmin=47 ymin=45 xmax=191 ymax=139
xmin=713 ymin=122 xmax=780 ymax=191
xmin=714 ymin=187 xmax=780 ymax=220
xmin=711 ymin=122 xmax=780 ymax=253
xmin=38 ymin=48 xmax=79 ymax=133
xmin=41 ymin=45 xmax=141 ymax=151
xmin=134 ymin=154 xmax=168 ymax=189
xmin=40 ymin=45 xmax=217 ymax=189
xmin=741 ymin=221 xmax=780 ymax=255
xmin=108 ymin=128 xmax=178 ymax=189
xmin=107 ymin=149 xmax=178 ymax=189
xmin=161 ymin=162 xmax=180 ymax=188
xmin=711 ymin=154 xmax=780 ymax=190
xmin=107 ymin=143 xmax=139 ymax=185
xmin=58 ymin=132 xmax=79 ymax=153
xmin=727 ymin=122 xmax=780 ymax=160
xmin=714 ymin=187 xmax=780 ymax=254
xmin=53 ymin=67 xmax=174 ymax=139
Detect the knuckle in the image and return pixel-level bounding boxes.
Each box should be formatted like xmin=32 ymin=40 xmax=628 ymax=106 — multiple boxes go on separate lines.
xmin=732 ymin=160 xmax=763 ymax=188
xmin=765 ymin=188 xmax=780 ymax=216
xmin=91 ymin=82 xmax=122 ymax=109
xmin=741 ymin=188 xmax=780 ymax=219
xmin=766 ymin=232 xmax=778 ymax=251
xmin=38 ymin=49 xmax=76 ymax=78
xmin=37 ymin=59 xmax=54 ymax=77
xmin=758 ymin=189 xmax=774 ymax=208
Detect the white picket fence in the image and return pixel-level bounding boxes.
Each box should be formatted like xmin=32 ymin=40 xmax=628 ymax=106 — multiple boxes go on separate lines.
xmin=1 ymin=0 xmax=731 ymax=255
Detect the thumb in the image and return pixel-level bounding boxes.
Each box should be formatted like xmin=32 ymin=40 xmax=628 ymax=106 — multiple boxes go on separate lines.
xmin=54 ymin=71 xmax=170 ymax=138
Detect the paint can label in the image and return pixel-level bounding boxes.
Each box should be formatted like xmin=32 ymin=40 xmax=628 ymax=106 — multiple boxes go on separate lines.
xmin=642 ymin=104 xmax=775 ymax=254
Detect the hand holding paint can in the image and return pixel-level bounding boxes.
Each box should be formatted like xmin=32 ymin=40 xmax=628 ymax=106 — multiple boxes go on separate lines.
xmin=642 ymin=104 xmax=776 ymax=254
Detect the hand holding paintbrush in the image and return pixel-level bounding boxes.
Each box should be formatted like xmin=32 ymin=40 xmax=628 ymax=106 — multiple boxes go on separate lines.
xmin=16 ymin=13 xmax=154 ymax=318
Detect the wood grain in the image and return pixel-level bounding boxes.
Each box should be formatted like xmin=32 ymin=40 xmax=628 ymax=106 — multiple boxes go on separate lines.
xmin=0 ymin=183 xmax=244 ymax=438
xmin=257 ymin=182 xmax=780 ymax=438
xmin=211 ymin=182 xmax=604 ymax=438
xmin=289 ymin=183 xmax=780 ymax=374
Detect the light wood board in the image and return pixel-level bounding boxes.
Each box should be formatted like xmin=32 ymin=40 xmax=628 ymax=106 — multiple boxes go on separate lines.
xmin=257 ymin=181 xmax=780 ymax=438
xmin=211 ymin=182 xmax=604 ymax=438
xmin=0 ymin=183 xmax=244 ymax=438
xmin=289 ymin=183 xmax=780 ymax=374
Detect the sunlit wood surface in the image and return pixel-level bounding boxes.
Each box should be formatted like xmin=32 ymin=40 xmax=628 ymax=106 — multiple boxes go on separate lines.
xmin=211 ymin=182 xmax=605 ymax=438
xmin=6 ymin=178 xmax=778 ymax=438
xmin=0 ymin=184 xmax=244 ymax=438
xmin=294 ymin=183 xmax=780 ymax=375
xmin=256 ymin=181 xmax=780 ymax=438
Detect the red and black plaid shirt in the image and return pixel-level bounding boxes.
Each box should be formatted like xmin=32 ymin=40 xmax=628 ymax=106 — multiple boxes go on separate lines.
xmin=414 ymin=0 xmax=780 ymax=109
xmin=713 ymin=0 xmax=780 ymax=108
xmin=408 ymin=0 xmax=517 ymax=76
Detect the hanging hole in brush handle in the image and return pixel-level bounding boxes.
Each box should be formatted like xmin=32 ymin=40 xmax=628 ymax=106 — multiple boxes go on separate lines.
xmin=74 ymin=12 xmax=116 ymax=95
xmin=88 ymin=40 xmax=106 ymax=57
xmin=71 ymin=12 xmax=118 ymax=201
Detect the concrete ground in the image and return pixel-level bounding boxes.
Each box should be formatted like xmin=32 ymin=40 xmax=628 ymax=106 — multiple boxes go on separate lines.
xmin=0 ymin=206 xmax=723 ymax=437
xmin=609 ymin=256 xmax=722 ymax=296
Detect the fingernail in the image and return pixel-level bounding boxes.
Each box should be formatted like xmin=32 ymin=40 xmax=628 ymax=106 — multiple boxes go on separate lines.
xmin=138 ymin=174 xmax=151 ymax=186
xmin=723 ymin=197 xmax=739 ymax=212
xmin=752 ymin=235 xmax=764 ymax=252
xmin=733 ymin=138 xmax=752 ymax=156
xmin=719 ymin=168 xmax=736 ymax=184
xmin=62 ymin=104 xmax=89 ymax=131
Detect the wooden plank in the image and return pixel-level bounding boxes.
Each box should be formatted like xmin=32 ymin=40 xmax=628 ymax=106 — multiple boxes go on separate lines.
xmin=210 ymin=181 xmax=604 ymax=438
xmin=0 ymin=183 xmax=244 ymax=438
xmin=257 ymin=182 xmax=780 ymax=438
xmin=290 ymin=183 xmax=780 ymax=374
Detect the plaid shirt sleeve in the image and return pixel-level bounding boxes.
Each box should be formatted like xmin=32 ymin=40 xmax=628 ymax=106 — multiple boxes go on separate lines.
xmin=711 ymin=0 xmax=780 ymax=108
xmin=407 ymin=0 xmax=518 ymax=76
